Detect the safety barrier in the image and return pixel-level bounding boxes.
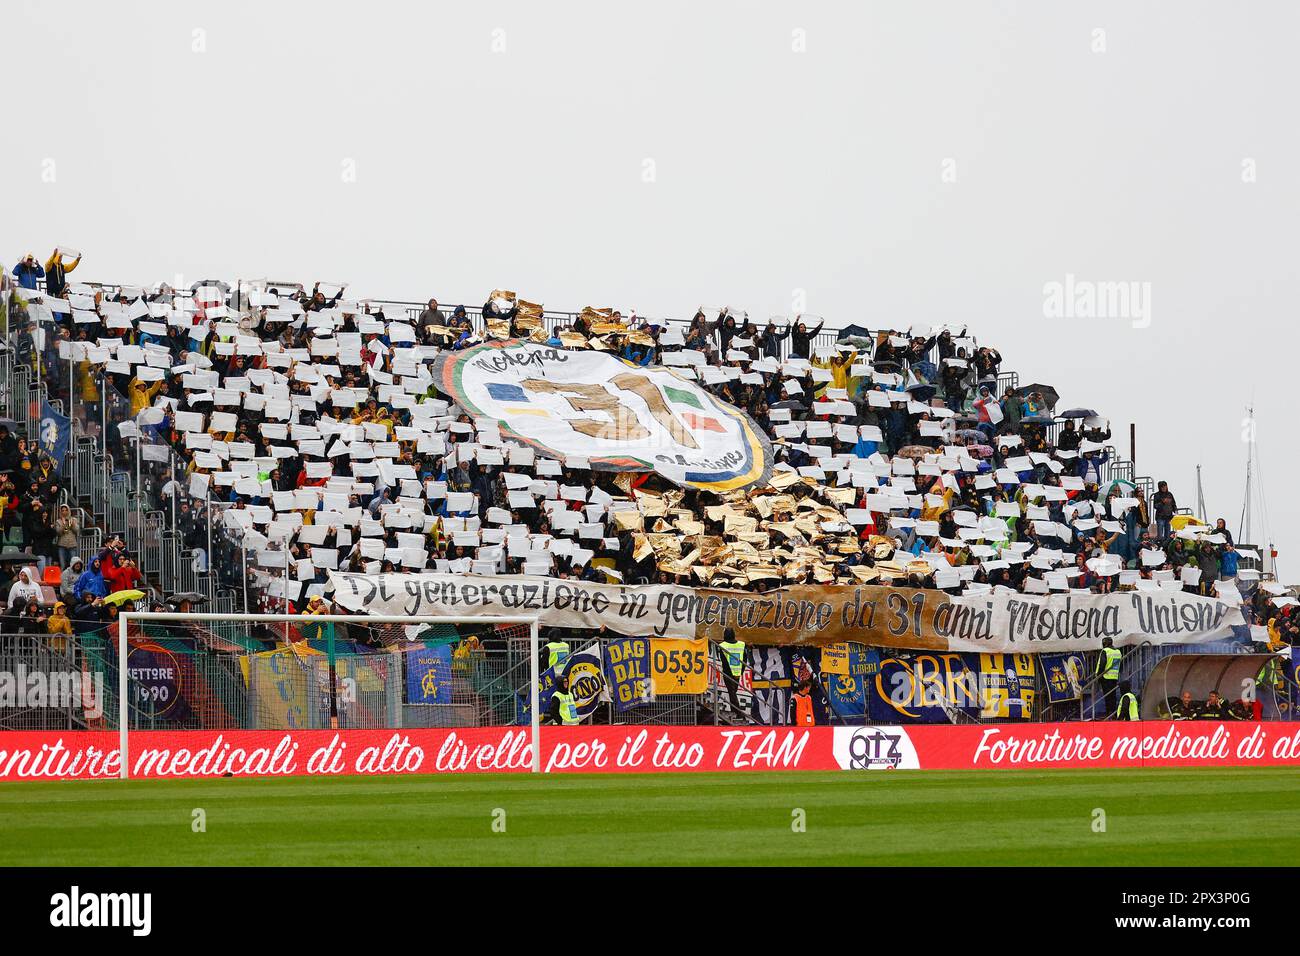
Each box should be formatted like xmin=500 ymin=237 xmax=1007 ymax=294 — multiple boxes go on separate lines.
xmin=106 ymin=472 xmax=129 ymax=538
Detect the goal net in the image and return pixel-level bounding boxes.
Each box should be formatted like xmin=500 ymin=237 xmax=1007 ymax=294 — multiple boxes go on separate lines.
xmin=113 ymin=612 xmax=540 ymax=779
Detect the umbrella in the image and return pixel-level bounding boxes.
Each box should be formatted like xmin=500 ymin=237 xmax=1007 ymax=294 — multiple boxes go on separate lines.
xmin=906 ymin=383 xmax=936 ymax=401
xmin=969 ymin=444 xmax=995 ymax=458
xmin=1013 ymin=383 xmax=1060 ymax=408
xmin=103 ymin=589 xmax=146 ymax=606
xmin=770 ymin=399 xmax=807 ymax=412
xmin=165 ymin=592 xmax=208 ymax=606
xmin=838 ymin=324 xmax=873 ymax=341
xmin=896 ymin=445 xmax=932 ymax=460
xmin=955 ymin=429 xmax=985 ymax=441
xmin=0 ymin=549 xmax=36 ymax=563
xmin=1096 ymin=478 xmax=1136 ymax=498
xmin=1059 ymin=408 xmax=1098 ymax=419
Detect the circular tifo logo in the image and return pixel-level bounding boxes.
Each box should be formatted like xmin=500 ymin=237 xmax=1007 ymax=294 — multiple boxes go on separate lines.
xmin=433 ymin=340 xmax=772 ymax=493
xmin=832 ymin=727 xmax=920 ymax=770
xmin=563 ymin=655 xmax=606 ymax=719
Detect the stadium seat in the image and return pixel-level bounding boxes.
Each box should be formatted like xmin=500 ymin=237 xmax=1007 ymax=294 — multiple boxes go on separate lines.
xmin=42 ymin=565 xmax=64 ymax=586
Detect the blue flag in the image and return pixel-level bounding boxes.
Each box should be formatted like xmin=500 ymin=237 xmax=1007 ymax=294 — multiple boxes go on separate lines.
xmin=39 ymin=399 xmax=70 ymax=463
xmin=1040 ymin=652 xmax=1086 ymax=703
xmin=827 ymin=646 xmax=880 ymax=718
xmin=405 ymin=645 xmax=454 ymax=704
xmin=602 ymin=638 xmax=651 ymax=712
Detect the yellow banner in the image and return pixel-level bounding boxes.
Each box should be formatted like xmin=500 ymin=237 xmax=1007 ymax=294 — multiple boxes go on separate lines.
xmin=821 ymin=642 xmax=850 ymax=675
xmin=651 ymin=638 xmax=708 ymax=695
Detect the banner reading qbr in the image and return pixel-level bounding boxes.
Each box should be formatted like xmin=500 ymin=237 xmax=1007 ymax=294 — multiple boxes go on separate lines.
xmin=5 ymin=723 xmax=1300 ymax=780
xmin=431 ymin=340 xmax=773 ymax=493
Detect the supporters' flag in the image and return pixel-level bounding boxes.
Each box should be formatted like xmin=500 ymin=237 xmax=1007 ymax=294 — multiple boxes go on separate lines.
xmin=978 ymin=653 xmax=1035 ymax=719
xmin=39 ymin=399 xmax=71 ymax=463
xmin=564 ymin=642 xmax=607 ymax=718
xmin=827 ymin=672 xmax=866 ymax=718
xmin=1040 ymin=652 xmax=1086 ymax=703
xmin=749 ymin=647 xmax=792 ymax=724
xmin=125 ymin=643 xmax=192 ymax=724
xmin=826 ymin=645 xmax=879 ymax=718
xmin=538 ymin=642 xmax=606 ymax=720
xmin=868 ymin=652 xmax=982 ymax=724
xmin=406 ymin=645 xmax=454 ymax=704
xmin=602 ymin=638 xmax=652 ymax=712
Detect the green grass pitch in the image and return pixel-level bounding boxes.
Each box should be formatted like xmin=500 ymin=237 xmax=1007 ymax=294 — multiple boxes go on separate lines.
xmin=0 ymin=768 xmax=1295 ymax=866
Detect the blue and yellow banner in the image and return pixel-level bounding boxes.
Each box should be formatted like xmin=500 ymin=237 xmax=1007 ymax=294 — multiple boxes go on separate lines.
xmin=406 ymin=645 xmax=454 ymax=704
xmin=603 ymin=638 xmax=652 ymax=712
xmin=1040 ymin=652 xmax=1087 ymax=703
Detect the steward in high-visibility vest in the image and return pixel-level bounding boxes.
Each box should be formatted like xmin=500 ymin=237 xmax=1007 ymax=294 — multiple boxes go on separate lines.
xmin=792 ymin=683 xmax=815 ymax=726
xmin=1115 ymin=682 xmax=1139 ymax=721
xmin=546 ymin=675 xmax=581 ymax=726
xmin=544 ymin=639 xmax=571 ymax=672
xmin=555 ymin=691 xmax=580 ymax=725
xmin=719 ymin=635 xmax=746 ymax=677
xmin=717 ymin=628 xmax=747 ymax=719
xmin=1097 ymin=640 xmax=1122 ymax=681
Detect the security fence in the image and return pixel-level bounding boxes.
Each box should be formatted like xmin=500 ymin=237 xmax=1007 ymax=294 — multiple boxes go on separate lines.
xmin=0 ymin=623 xmax=1278 ymax=734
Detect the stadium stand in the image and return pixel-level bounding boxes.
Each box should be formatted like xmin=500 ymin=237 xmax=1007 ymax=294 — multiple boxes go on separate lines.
xmin=0 ymin=253 xmax=1293 ymax=729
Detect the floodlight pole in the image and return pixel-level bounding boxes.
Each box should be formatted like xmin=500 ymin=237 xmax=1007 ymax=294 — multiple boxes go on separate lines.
xmin=116 ymin=611 xmax=541 ymax=779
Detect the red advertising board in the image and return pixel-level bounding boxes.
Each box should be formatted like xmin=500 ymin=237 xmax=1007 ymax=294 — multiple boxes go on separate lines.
xmin=2 ymin=722 xmax=1300 ymax=781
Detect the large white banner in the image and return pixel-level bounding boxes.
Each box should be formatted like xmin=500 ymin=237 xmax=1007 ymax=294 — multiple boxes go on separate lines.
xmin=430 ymin=340 xmax=772 ymax=493
xmin=329 ymin=572 xmax=1247 ymax=653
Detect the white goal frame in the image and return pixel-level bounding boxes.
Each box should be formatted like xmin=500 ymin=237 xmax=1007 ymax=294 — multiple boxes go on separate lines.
xmin=116 ymin=611 xmax=542 ymax=780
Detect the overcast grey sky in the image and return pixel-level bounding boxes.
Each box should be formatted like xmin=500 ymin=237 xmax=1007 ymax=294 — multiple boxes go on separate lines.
xmin=6 ymin=1 xmax=1297 ymax=574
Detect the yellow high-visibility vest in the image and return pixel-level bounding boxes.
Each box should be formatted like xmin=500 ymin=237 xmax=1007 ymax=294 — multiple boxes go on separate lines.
xmin=719 ymin=640 xmax=746 ymax=677
xmin=1117 ymin=692 xmax=1139 ymax=721
xmin=545 ymin=641 xmax=571 ymax=671
xmin=556 ymin=691 xmax=580 ymax=725
xmin=1098 ymin=647 xmax=1121 ymax=680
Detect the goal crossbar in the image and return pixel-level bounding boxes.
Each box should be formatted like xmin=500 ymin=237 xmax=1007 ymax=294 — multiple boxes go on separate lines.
xmin=116 ymin=612 xmax=542 ymax=780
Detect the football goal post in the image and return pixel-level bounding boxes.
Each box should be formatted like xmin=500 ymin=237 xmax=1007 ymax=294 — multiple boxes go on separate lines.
xmin=115 ymin=611 xmax=542 ymax=780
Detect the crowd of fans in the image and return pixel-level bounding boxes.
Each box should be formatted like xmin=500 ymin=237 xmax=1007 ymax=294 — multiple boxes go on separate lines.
xmin=1 ymin=248 xmax=1292 ymax=657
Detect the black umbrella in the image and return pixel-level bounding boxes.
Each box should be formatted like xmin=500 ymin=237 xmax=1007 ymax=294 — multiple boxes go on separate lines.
xmin=838 ymin=324 xmax=873 ymax=341
xmin=165 ymin=592 xmax=208 ymax=605
xmin=771 ymin=399 xmax=808 ymax=412
xmin=0 ymin=549 xmax=37 ymax=563
xmin=906 ymin=383 xmax=937 ymax=401
xmin=1059 ymin=408 xmax=1098 ymax=419
xmin=1013 ymin=383 xmax=1060 ymax=408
